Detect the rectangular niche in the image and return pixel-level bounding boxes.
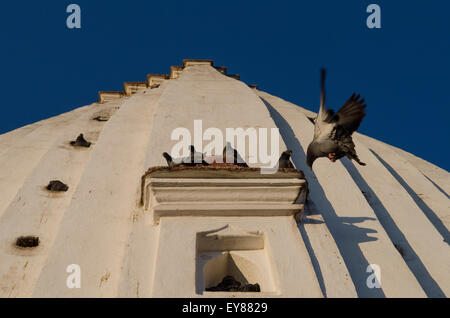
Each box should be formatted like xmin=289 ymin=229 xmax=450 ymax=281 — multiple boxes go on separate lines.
xmin=195 ymin=225 xmax=279 ymax=295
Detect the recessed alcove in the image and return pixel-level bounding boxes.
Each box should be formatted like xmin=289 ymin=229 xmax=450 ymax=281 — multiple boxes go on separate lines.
xmin=144 ymin=166 xmax=313 ymax=297
xmin=195 ymin=225 xmax=279 ymax=295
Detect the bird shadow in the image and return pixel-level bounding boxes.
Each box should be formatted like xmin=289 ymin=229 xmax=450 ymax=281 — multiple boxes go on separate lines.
xmin=261 ymin=97 xmax=385 ymax=298
xmin=369 ymin=149 xmax=450 ymax=246
xmin=341 ymin=157 xmax=446 ymax=297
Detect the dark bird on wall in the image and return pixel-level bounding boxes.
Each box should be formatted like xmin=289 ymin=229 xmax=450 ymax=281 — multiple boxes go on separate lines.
xmin=223 ymin=143 xmax=249 ymax=167
xmin=70 ymin=133 xmax=91 ymax=147
xmin=162 ymin=145 xmax=209 ymax=168
xmin=278 ymin=150 xmax=295 ymax=169
xmin=306 ymin=69 xmax=367 ymax=168
xmin=162 ymin=152 xmax=175 ymax=168
xmin=46 ymin=180 xmax=69 ymax=192
xmin=189 ymin=145 xmax=209 ymax=165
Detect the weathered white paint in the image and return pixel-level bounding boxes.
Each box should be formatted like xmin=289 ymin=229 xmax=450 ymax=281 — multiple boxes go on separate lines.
xmin=32 ymin=86 xmax=165 ymax=297
xmin=0 ymin=101 xmax=121 ymax=297
xmin=257 ymin=90 xmax=427 ymax=298
xmin=151 ymin=216 xmax=323 ymax=298
xmin=0 ymin=106 xmax=92 ymax=219
xmin=0 ymin=61 xmax=447 ymax=298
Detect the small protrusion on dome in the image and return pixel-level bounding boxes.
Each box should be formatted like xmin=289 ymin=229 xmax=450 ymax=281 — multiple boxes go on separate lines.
xmin=214 ymin=66 xmax=227 ymax=75
xmin=98 ymin=91 xmax=125 ymax=104
xmin=248 ymin=84 xmax=258 ymax=89
xmin=16 ymin=236 xmax=40 ymax=248
xmin=146 ymin=74 xmax=169 ymax=87
xmin=70 ymin=134 xmax=91 ymax=148
xmin=227 ymin=74 xmax=240 ymax=80
xmin=123 ymin=81 xmax=147 ymax=96
xmin=182 ymin=59 xmax=214 ymax=68
xmin=91 ymin=109 xmax=113 ymax=122
xmin=92 ymin=115 xmax=109 ymax=122
xmin=170 ymin=66 xmax=184 ymax=79
xmin=46 ymin=180 xmax=69 ymax=192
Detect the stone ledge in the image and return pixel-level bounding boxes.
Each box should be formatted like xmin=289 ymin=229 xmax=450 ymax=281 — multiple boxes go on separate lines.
xmin=146 ymin=74 xmax=169 ymax=87
xmin=97 ymin=59 xmax=241 ymax=102
xmin=153 ymin=203 xmax=304 ymax=222
xmin=141 ymin=166 xmax=307 ymax=223
xmin=123 ymin=81 xmax=147 ymax=96
xmin=183 ymin=59 xmax=214 ymax=67
xmin=98 ymin=91 xmax=125 ymax=104
xmin=228 ymin=74 xmax=241 ymax=80
xmin=170 ymin=66 xmax=184 ymax=79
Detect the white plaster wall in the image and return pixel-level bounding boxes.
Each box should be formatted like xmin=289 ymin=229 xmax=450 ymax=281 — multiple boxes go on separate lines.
xmin=257 ymin=90 xmax=427 ymax=297
xmin=0 ymin=62 xmax=447 ymax=298
xmin=0 ymin=105 xmax=92 ymax=219
xmin=0 ymin=101 xmax=122 ymax=297
xmin=151 ymin=216 xmax=323 ymax=298
xmin=32 ymin=86 xmax=165 ymax=297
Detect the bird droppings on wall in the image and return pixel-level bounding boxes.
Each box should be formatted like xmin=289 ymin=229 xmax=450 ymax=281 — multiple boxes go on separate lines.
xmin=99 ymin=272 xmax=111 ymax=287
xmin=46 ymin=180 xmax=69 ymax=192
xmin=16 ymin=236 xmax=40 ymax=248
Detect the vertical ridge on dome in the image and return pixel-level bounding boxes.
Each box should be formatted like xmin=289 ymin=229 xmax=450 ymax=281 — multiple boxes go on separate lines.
xmin=0 ymin=100 xmax=124 ymax=297
xmin=256 ymin=90 xmax=427 ymax=297
xmin=0 ymin=59 xmax=447 ymax=298
xmin=357 ymin=134 xmax=450 ymax=238
xmin=32 ymin=83 xmax=167 ymax=297
xmin=0 ymin=105 xmax=93 ymax=220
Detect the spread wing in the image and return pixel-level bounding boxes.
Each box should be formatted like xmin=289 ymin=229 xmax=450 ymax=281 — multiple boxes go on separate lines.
xmin=313 ymin=69 xmax=337 ymax=141
xmin=336 ymin=93 xmax=366 ymax=134
xmin=313 ymin=69 xmax=366 ymax=141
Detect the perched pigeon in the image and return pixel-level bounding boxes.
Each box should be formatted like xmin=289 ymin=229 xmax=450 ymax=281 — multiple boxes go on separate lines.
xmin=70 ymin=133 xmax=91 ymax=147
xmin=162 ymin=145 xmax=209 ymax=168
xmin=223 ymin=144 xmax=249 ymax=167
xmin=306 ymin=69 xmax=366 ymax=168
xmin=189 ymin=145 xmax=209 ymax=165
xmin=46 ymin=180 xmax=69 ymax=192
xmin=278 ymin=150 xmax=295 ymax=169
xmin=162 ymin=152 xmax=176 ymax=168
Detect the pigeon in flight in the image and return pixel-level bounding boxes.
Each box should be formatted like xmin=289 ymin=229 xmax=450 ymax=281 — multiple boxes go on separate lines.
xmin=306 ymin=69 xmax=366 ymax=168
xmin=278 ymin=150 xmax=295 ymax=169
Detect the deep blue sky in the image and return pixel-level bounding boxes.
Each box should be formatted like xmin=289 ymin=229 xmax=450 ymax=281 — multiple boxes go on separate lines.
xmin=0 ymin=1 xmax=449 ymax=170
